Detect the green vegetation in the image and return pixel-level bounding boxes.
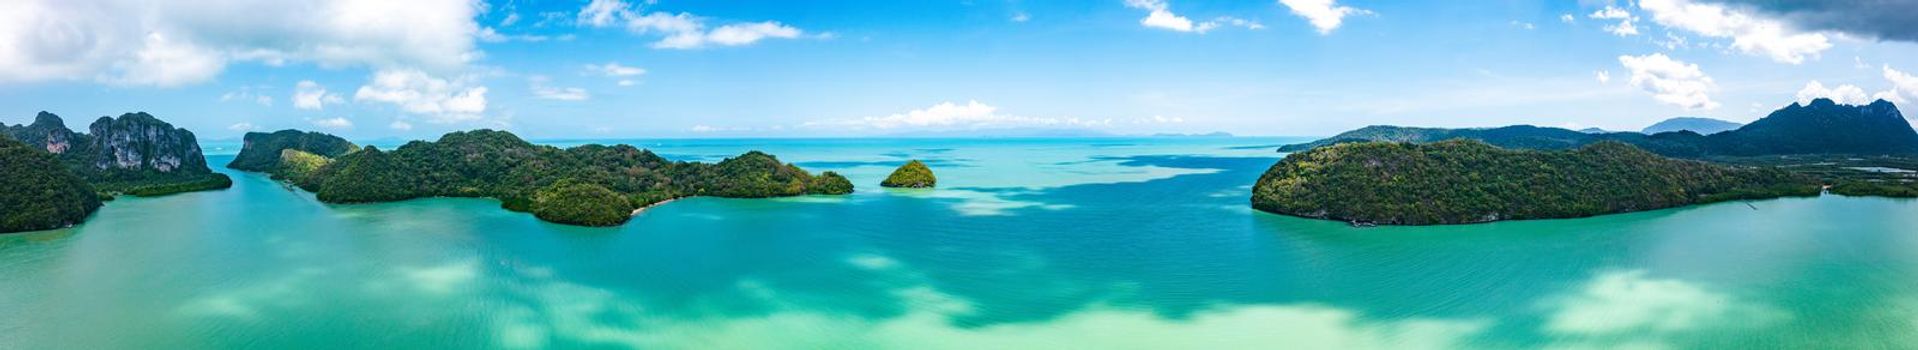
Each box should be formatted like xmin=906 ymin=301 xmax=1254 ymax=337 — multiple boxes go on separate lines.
xmin=532 ymin=180 xmax=635 ymax=227
xmin=1252 ymin=140 xmax=1821 ymax=225
xmin=811 ymin=172 xmax=855 ymax=195
xmin=228 ymin=130 xmax=357 ymax=172
xmin=0 ymin=137 xmax=102 ymax=233
xmin=1830 ymin=181 xmax=1918 ymax=198
xmin=244 ymin=129 xmax=853 ymax=227
xmin=881 ymin=160 xmax=937 ymax=188
xmin=3 ymin=111 xmax=230 ymax=198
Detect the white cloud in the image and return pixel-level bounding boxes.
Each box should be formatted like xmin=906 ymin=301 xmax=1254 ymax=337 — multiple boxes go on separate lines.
xmin=1278 ymin=0 xmax=1369 ymax=35
xmin=353 ymin=68 xmax=488 ymax=123
xmin=617 ymin=80 xmax=637 ymax=86
xmin=586 ymin=62 xmax=646 ymax=77
xmin=805 ymin=101 xmax=1112 ymax=131
xmin=528 ymin=76 xmax=589 ymax=101
xmin=1619 ymin=53 xmax=1718 ymax=110
xmin=292 ymin=80 xmax=343 ymax=110
xmin=1012 ymin=12 xmax=1031 ymax=23
xmin=1885 ymin=65 xmax=1918 ymax=104
xmin=0 ymin=0 xmax=482 ymax=86
xmin=1795 ymin=81 xmax=1870 ymax=105
xmin=1589 ymin=6 xmax=1640 ymax=36
xmin=389 ymin=120 xmax=413 ymax=131
xmin=1595 ymin=70 xmax=1612 ymax=84
xmin=1125 ymin=0 xmax=1259 ymax=34
xmin=1636 ymin=0 xmax=1831 ymax=64
xmin=220 ymin=87 xmax=275 ymax=106
xmin=310 ymin=117 xmax=353 ymax=129
xmin=1511 ymin=21 xmax=1536 ymax=30
xmin=228 ymin=122 xmax=257 ymax=132
xmin=578 ymin=0 xmax=811 ymax=49
xmin=1560 ymin=14 xmax=1576 ymax=24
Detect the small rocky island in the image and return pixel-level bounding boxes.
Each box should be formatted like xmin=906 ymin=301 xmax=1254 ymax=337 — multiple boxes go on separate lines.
xmin=230 ymin=129 xmax=854 ymax=227
xmin=1251 ymin=140 xmax=1819 ymax=225
xmin=880 ymin=160 xmax=937 ymax=188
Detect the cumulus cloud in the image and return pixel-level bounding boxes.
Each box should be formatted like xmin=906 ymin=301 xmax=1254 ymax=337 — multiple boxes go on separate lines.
xmin=1277 ymin=0 xmax=1369 ymax=35
xmin=1589 ymin=6 xmax=1640 ymax=36
xmin=528 ymin=76 xmax=589 ymax=101
xmin=1885 ymin=65 xmax=1918 ymax=104
xmin=353 ymin=69 xmax=488 ymax=123
xmin=292 ymin=81 xmax=344 ymax=110
xmin=1700 ymin=0 xmax=1918 ymax=43
xmin=1636 ymin=0 xmax=1830 ymax=64
xmin=805 ymin=101 xmax=1112 ymax=131
xmin=310 ymin=117 xmax=353 ymax=129
xmin=1619 ymin=53 xmax=1719 ymax=110
xmin=576 ymin=0 xmax=811 ymax=49
xmin=389 ymin=120 xmax=414 ymax=131
xmin=1795 ymin=81 xmax=1870 ymax=105
xmin=1124 ymin=0 xmax=1261 ymax=34
xmin=1595 ymin=70 xmax=1612 ymax=84
xmin=228 ymin=122 xmax=257 ymax=132
xmin=0 ymin=0 xmax=482 ymax=86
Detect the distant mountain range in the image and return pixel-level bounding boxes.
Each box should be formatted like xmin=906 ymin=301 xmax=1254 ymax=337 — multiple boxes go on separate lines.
xmin=1280 ymin=99 xmax=1916 ymax=157
xmin=1642 ymin=117 xmax=1742 ymax=135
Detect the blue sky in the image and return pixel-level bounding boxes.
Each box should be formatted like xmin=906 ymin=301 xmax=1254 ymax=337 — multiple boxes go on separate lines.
xmin=1 ymin=0 xmax=1915 ymax=139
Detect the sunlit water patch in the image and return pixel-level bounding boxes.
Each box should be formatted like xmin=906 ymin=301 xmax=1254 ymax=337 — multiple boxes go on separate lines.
xmin=9 ymin=138 xmax=1918 ymax=349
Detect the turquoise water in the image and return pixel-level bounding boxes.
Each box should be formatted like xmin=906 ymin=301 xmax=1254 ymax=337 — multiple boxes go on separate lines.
xmin=6 ymin=137 xmax=1918 ymax=349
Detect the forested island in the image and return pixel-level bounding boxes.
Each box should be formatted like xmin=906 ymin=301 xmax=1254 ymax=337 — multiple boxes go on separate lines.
xmin=1253 ymin=140 xmax=1820 ymax=225
xmin=880 ymin=160 xmax=937 ymax=188
xmin=1259 ymin=99 xmax=1918 ymax=225
xmin=230 ymin=129 xmax=854 ymax=227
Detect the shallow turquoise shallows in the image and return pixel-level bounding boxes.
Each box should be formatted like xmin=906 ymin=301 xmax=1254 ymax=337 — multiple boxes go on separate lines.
xmin=6 ymin=137 xmax=1918 ymax=349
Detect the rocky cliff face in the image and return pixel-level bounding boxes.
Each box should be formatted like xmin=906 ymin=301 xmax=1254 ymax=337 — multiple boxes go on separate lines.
xmin=4 ymin=112 xmax=84 ymax=155
xmin=6 ymin=112 xmax=220 ymax=182
xmin=85 ymin=112 xmax=209 ymax=174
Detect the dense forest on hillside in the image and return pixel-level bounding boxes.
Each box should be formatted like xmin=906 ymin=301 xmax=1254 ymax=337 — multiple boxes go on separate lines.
xmin=1252 ymin=140 xmax=1821 ymax=225
xmin=227 ymin=130 xmax=358 ymax=172
xmin=237 ymin=129 xmax=854 ymax=226
xmin=0 ymin=137 xmax=103 ymax=234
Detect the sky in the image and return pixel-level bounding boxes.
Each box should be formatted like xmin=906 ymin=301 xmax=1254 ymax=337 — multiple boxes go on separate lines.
xmin=1 ymin=0 xmax=1916 ymax=140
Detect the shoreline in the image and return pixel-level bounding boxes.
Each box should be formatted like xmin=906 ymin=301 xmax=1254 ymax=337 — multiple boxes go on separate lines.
xmin=630 ymin=198 xmax=680 ymax=216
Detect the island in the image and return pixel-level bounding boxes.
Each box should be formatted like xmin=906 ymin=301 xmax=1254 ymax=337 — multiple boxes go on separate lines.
xmin=230 ymin=129 xmax=854 ymax=227
xmin=1259 ymin=98 xmax=1917 ymax=225
xmin=881 ymin=160 xmax=937 ymax=188
xmin=2 ymin=112 xmax=231 ymax=197
xmin=1252 ymin=140 xmax=1820 ymax=225
xmin=0 ymin=137 xmax=103 ymax=234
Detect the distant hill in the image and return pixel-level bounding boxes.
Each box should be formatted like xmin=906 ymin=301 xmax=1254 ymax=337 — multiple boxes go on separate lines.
xmin=1642 ymin=117 xmax=1742 ymax=135
xmin=1253 ymin=140 xmax=1819 ymax=225
xmin=1707 ymin=99 xmax=1918 ymax=155
xmin=1280 ymin=99 xmax=1916 ymax=157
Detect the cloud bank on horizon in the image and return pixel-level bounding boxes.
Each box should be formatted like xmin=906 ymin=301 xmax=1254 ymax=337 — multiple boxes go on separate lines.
xmin=0 ymin=0 xmax=1915 ymax=139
